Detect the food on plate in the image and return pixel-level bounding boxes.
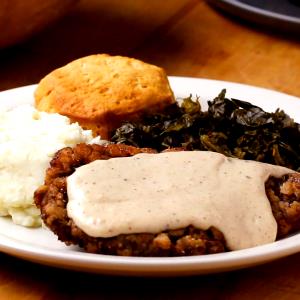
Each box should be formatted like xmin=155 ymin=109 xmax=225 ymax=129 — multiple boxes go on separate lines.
xmin=0 ymin=105 xmax=100 ymax=227
xmin=112 ymin=90 xmax=300 ymax=171
xmin=34 ymin=143 xmax=300 ymax=256
xmin=34 ymin=54 xmax=175 ymax=139
xmin=1 ymin=53 xmax=299 ymax=257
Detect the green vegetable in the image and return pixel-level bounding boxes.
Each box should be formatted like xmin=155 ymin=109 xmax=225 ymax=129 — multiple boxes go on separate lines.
xmin=111 ymin=90 xmax=300 ymax=171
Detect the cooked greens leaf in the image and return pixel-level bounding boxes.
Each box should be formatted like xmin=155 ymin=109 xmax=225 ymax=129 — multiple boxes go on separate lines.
xmin=111 ymin=90 xmax=300 ymax=171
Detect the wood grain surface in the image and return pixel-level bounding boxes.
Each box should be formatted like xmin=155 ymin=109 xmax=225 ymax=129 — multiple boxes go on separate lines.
xmin=1 ymin=0 xmax=300 ymax=299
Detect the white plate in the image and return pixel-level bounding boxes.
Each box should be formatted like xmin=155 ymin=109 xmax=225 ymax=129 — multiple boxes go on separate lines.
xmin=0 ymin=77 xmax=300 ymax=276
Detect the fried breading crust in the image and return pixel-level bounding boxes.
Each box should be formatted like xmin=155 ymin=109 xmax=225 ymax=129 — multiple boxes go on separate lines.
xmin=34 ymin=144 xmax=227 ymax=256
xmin=34 ymin=144 xmax=300 ymax=256
xmin=266 ymin=173 xmax=300 ymax=237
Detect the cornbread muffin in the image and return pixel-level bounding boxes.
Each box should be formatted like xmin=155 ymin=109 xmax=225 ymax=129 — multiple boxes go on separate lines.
xmin=34 ymin=54 xmax=175 ymax=139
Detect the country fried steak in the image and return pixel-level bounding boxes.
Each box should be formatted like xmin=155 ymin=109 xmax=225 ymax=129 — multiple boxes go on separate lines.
xmin=34 ymin=144 xmax=300 ymax=256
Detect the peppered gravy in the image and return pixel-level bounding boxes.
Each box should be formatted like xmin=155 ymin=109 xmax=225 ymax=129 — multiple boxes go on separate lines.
xmin=66 ymin=151 xmax=292 ymax=250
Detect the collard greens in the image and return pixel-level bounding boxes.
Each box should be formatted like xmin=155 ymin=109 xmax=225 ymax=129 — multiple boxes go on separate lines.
xmin=112 ymin=90 xmax=300 ymax=171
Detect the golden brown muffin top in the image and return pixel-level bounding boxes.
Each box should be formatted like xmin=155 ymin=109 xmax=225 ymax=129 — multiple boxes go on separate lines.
xmin=34 ymin=54 xmax=175 ymax=138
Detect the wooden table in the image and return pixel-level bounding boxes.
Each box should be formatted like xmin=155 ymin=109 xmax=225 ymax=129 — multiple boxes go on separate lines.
xmin=1 ymin=0 xmax=300 ymax=298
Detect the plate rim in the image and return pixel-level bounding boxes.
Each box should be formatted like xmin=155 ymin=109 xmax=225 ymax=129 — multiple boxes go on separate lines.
xmin=207 ymin=0 xmax=300 ymax=31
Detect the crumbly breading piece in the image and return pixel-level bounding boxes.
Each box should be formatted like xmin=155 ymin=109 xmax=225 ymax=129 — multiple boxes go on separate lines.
xmin=34 ymin=54 xmax=175 ymax=139
xmin=34 ymin=143 xmax=300 ymax=256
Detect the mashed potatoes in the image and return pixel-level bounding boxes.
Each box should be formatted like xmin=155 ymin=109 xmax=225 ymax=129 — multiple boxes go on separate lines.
xmin=0 ymin=105 xmax=100 ymax=227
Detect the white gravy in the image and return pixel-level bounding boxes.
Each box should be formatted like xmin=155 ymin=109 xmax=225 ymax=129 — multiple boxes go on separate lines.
xmin=66 ymin=151 xmax=293 ymax=250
